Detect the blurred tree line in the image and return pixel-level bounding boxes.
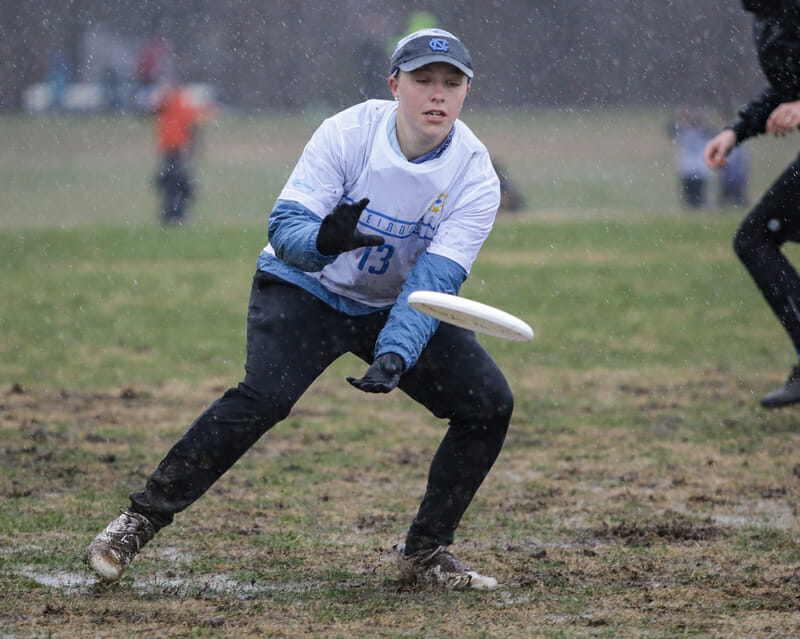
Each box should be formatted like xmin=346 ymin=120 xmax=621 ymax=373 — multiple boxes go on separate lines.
xmin=0 ymin=0 xmax=762 ymax=113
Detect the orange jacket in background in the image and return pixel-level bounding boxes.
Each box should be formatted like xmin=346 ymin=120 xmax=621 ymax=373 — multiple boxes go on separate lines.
xmin=154 ymin=88 xmax=211 ymax=153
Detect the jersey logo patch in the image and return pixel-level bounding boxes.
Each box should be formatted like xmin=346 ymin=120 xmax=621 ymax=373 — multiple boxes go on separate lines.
xmin=429 ymin=193 xmax=448 ymax=214
xmin=291 ymin=179 xmax=315 ymax=194
xmin=428 ymin=38 xmax=449 ymax=52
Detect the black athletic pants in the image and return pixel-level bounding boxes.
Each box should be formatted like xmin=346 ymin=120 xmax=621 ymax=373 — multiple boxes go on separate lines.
xmin=680 ymin=175 xmax=706 ymax=209
xmin=130 ymin=271 xmax=513 ymax=554
xmin=734 ymin=151 xmax=800 ymax=355
xmin=156 ymin=151 xmax=192 ymax=223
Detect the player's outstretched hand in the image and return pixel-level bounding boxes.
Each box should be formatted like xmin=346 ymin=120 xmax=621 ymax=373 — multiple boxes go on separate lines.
xmin=347 ymin=353 xmax=404 ymax=393
xmin=316 ymin=198 xmax=385 ymax=256
xmin=703 ymin=129 xmax=736 ymax=170
xmin=766 ymin=99 xmax=800 ymax=137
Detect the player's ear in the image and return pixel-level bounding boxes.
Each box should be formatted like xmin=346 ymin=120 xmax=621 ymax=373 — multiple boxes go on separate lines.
xmin=388 ymin=74 xmax=400 ymax=100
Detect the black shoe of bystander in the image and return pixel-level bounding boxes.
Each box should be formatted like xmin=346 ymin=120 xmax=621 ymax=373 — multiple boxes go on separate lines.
xmin=761 ymin=366 xmax=800 ymax=408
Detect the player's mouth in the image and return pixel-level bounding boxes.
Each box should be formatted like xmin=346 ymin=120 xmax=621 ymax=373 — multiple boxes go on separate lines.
xmin=424 ymin=110 xmax=447 ymax=121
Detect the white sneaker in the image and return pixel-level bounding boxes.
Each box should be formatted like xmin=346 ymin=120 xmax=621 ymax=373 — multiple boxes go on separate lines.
xmin=395 ymin=544 xmax=498 ymax=591
xmin=86 ymin=508 xmax=155 ymax=583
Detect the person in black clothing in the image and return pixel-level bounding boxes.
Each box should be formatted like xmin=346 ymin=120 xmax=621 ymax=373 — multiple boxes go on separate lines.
xmin=705 ymin=0 xmax=800 ymax=408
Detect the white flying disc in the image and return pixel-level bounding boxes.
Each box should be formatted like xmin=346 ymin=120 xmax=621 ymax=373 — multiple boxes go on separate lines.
xmin=407 ymin=290 xmax=534 ymax=342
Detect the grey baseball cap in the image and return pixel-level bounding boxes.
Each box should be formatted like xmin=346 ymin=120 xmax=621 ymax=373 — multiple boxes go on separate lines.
xmin=389 ymin=29 xmax=473 ymax=79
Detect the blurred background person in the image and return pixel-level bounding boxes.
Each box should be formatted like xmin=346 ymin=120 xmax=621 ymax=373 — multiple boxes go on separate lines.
xmin=356 ymin=13 xmax=391 ymax=100
xmin=135 ymin=36 xmax=169 ymax=112
xmin=492 ymin=160 xmax=526 ymax=213
xmin=719 ymin=143 xmax=749 ymax=207
xmin=151 ymin=81 xmax=214 ymax=225
xmin=47 ymin=48 xmax=70 ymax=110
xmin=668 ymin=107 xmax=714 ymax=209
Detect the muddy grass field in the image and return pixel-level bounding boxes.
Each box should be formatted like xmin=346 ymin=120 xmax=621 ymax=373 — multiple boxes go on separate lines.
xmin=4 ymin=368 xmax=800 ymax=638
xmin=3 ymin=111 xmax=800 ymax=637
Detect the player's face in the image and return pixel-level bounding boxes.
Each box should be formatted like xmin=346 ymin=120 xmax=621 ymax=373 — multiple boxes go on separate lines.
xmin=389 ymin=63 xmax=471 ymax=158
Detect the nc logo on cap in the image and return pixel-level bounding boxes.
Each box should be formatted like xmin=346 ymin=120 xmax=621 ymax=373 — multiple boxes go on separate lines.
xmin=428 ymin=38 xmax=449 ymax=52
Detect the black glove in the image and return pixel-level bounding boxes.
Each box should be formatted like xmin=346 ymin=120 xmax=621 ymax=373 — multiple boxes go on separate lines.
xmin=347 ymin=352 xmax=405 ymax=393
xmin=316 ymin=198 xmax=385 ymax=256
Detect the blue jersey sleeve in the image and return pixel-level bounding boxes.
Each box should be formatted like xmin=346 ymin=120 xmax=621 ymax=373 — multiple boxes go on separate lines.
xmin=268 ymin=199 xmax=338 ymax=272
xmin=375 ymin=251 xmax=467 ymax=370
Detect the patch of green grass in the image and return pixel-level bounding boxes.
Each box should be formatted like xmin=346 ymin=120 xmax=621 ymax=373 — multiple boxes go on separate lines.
xmin=0 ymin=214 xmax=789 ymax=394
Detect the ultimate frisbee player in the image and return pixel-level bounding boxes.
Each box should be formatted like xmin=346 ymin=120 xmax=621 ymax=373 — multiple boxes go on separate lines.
xmin=86 ymin=29 xmax=512 ymax=591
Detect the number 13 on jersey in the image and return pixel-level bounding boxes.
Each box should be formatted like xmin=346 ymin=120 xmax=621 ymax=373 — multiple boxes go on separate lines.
xmin=357 ymin=244 xmax=395 ymax=275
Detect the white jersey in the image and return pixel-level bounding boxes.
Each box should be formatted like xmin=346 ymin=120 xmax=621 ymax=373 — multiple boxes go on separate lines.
xmin=264 ymin=100 xmax=500 ymax=308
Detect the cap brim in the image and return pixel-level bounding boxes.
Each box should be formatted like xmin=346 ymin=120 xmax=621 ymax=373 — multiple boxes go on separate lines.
xmin=398 ymin=54 xmax=473 ymax=78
